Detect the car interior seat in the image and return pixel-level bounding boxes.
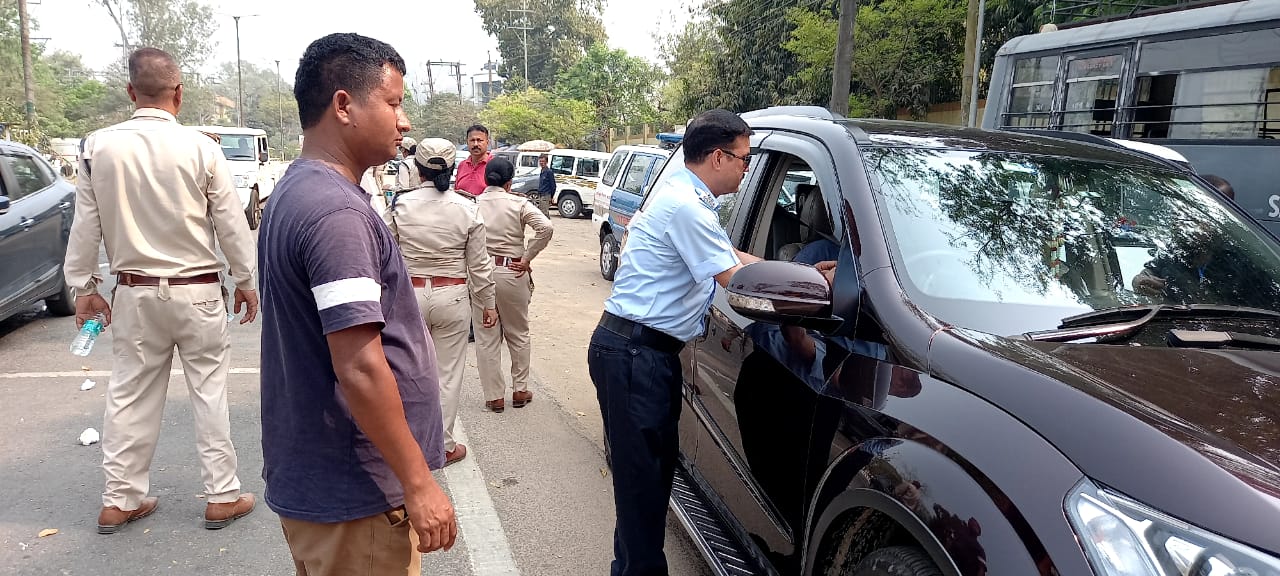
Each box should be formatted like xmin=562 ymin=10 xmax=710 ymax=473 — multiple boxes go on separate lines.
xmin=777 ymin=183 xmax=833 ymax=262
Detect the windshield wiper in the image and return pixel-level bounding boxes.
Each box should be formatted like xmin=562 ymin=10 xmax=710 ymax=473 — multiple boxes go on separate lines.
xmin=1169 ymin=329 xmax=1280 ymax=350
xmin=1022 ymin=304 xmax=1280 ymax=343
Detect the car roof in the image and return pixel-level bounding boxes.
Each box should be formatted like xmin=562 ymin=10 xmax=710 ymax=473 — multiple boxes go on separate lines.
xmin=550 ymin=149 xmax=610 ymax=159
xmin=0 ymin=139 xmax=40 ymax=155
xmin=188 ymin=126 xmax=268 ymax=137
xmin=612 ymin=145 xmax=669 ymax=155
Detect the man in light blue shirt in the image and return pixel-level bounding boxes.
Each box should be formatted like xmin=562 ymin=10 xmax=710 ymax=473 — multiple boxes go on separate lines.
xmin=588 ymin=109 xmax=761 ymax=576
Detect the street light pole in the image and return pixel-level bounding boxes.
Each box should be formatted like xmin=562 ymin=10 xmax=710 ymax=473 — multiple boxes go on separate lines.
xmin=275 ymin=59 xmax=283 ymax=158
xmin=234 ymin=15 xmax=244 ymax=127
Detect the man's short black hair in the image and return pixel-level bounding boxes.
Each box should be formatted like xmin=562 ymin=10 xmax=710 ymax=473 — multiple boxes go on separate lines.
xmin=128 ymin=47 xmax=180 ymax=99
xmin=683 ymin=109 xmax=752 ymax=164
xmin=294 ymin=33 xmax=407 ymax=130
xmin=486 ymin=157 xmax=515 ymax=187
xmin=1202 ymin=174 xmax=1234 ymax=200
xmin=466 ymin=124 xmax=490 ymax=138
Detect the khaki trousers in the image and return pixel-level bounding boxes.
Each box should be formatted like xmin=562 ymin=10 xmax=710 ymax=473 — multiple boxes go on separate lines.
xmin=102 ymin=282 xmax=240 ymax=509
xmin=279 ymin=508 xmax=421 ymax=576
xmin=536 ymin=194 xmax=551 ymax=218
xmin=416 ymin=283 xmax=470 ymax=452
xmin=474 ymin=266 xmax=534 ymax=401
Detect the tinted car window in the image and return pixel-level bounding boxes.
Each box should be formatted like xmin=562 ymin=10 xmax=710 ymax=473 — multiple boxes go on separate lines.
xmin=866 ymin=147 xmax=1280 ymax=334
xmin=617 ymin=156 xmax=655 ymax=194
xmin=0 ymin=152 xmax=53 ymax=200
xmin=550 ymin=155 xmax=575 ymax=175
xmin=520 ymin=154 xmax=541 ymax=169
xmin=602 ymin=151 xmax=626 ymax=186
xmin=578 ymin=158 xmax=601 ymax=178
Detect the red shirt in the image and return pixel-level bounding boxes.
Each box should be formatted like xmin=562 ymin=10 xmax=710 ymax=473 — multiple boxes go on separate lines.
xmin=455 ymin=153 xmax=491 ymax=196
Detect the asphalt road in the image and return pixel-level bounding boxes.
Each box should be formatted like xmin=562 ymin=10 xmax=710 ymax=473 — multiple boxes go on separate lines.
xmin=0 ymin=215 xmax=712 ymax=576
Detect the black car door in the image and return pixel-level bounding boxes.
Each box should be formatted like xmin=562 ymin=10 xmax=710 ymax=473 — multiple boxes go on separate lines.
xmin=0 ymin=150 xmax=68 ymax=293
xmin=686 ymin=132 xmax=852 ymax=573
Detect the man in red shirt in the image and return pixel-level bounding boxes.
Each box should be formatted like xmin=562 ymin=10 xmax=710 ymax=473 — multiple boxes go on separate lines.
xmin=454 ymin=124 xmax=491 ymax=196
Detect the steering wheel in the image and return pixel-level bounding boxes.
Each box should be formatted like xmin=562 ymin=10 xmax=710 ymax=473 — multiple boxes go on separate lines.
xmin=902 ymin=249 xmax=974 ymax=295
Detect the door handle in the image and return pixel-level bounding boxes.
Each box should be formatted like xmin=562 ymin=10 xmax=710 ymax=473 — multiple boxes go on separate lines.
xmin=58 ymin=202 xmax=72 ymax=210
xmin=20 ymin=218 xmax=36 ymax=229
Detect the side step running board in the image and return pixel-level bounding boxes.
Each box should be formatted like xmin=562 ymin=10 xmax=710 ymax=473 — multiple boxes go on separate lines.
xmin=670 ymin=463 xmax=763 ymax=576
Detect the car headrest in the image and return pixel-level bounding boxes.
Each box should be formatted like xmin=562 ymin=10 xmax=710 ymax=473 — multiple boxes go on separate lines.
xmin=795 ymin=183 xmax=832 ymax=240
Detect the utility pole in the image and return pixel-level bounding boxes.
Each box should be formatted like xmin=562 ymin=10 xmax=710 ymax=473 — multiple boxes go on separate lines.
xmin=966 ymin=0 xmax=988 ymax=128
xmin=17 ymin=0 xmax=37 ymax=130
xmin=487 ymin=50 xmax=493 ymax=103
xmin=455 ymin=63 xmax=463 ymax=100
xmin=509 ymin=1 xmax=533 ymax=82
xmin=426 ymin=64 xmax=435 ymax=97
xmin=830 ymin=0 xmax=857 ymax=116
xmin=230 ymin=14 xmax=259 ymax=127
xmin=275 ymin=59 xmax=284 ymax=158
xmin=960 ymin=0 xmax=980 ymax=127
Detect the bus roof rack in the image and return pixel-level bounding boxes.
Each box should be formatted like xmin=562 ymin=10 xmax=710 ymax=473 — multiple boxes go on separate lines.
xmin=740 ymin=106 xmax=845 ymax=121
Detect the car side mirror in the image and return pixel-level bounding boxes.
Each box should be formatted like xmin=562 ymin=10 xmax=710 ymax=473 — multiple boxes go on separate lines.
xmin=0 ymin=195 xmax=9 ymax=215
xmin=726 ymin=261 xmax=840 ymax=331
xmin=258 ymin=150 xmax=269 ymax=164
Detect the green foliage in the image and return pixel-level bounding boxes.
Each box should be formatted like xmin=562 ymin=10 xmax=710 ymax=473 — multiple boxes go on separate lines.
xmin=473 ymin=0 xmax=607 ymax=90
xmin=479 ymin=88 xmax=597 ymax=148
xmin=783 ymin=0 xmax=966 ymax=118
xmin=703 ymin=0 xmax=833 ymax=111
xmin=409 ymin=93 xmax=482 ymax=143
xmin=555 ymin=43 xmax=661 ymax=131
xmin=94 ymin=0 xmax=218 ymax=69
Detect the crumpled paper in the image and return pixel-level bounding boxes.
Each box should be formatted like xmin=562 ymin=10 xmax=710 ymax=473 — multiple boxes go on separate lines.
xmin=79 ymin=427 xmax=100 ymax=446
xmin=80 ymin=378 xmax=96 ymax=391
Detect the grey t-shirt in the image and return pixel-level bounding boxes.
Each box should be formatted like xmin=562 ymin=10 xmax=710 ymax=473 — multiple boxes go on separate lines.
xmin=258 ymin=158 xmax=445 ymax=523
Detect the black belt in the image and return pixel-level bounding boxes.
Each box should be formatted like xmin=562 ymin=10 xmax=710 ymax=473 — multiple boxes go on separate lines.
xmin=598 ymin=311 xmax=685 ymax=354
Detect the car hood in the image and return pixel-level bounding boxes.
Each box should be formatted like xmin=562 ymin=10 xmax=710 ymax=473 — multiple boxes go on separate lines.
xmin=935 ymin=329 xmax=1280 ymax=553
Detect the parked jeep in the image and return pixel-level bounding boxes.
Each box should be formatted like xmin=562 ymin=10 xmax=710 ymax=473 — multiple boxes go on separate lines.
xmin=593 ymin=144 xmax=671 ymax=280
xmin=661 ymin=107 xmax=1280 ymax=576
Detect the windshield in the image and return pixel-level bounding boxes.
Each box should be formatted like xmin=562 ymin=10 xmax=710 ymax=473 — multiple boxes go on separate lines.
xmin=865 ymin=147 xmax=1280 ymax=335
xmin=218 ymin=135 xmax=256 ymax=160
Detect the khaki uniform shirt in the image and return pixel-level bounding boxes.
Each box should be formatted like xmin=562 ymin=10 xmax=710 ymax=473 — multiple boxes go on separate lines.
xmin=395 ymin=159 xmax=421 ymax=190
xmin=63 ymin=108 xmax=256 ymax=296
xmin=476 ymin=186 xmax=554 ymax=261
xmin=382 ymin=184 xmax=496 ymax=309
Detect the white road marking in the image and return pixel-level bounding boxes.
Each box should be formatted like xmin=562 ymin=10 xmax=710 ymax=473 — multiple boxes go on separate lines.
xmin=0 ymin=368 xmax=259 ymax=379
xmin=439 ymin=420 xmax=520 ymax=576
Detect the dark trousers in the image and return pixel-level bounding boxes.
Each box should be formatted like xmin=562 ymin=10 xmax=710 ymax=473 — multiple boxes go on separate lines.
xmin=588 ymin=324 xmax=683 ymax=576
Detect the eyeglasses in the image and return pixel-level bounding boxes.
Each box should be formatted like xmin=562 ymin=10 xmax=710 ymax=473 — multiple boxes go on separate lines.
xmin=718 ymin=148 xmax=751 ymax=169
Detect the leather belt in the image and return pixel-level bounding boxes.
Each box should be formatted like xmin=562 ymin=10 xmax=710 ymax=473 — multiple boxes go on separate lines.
xmin=494 ymin=256 xmax=521 ymax=267
xmin=411 ymin=276 xmax=466 ymax=289
xmin=598 ymin=311 xmax=684 ymax=354
xmin=117 ymin=272 xmax=220 ymax=287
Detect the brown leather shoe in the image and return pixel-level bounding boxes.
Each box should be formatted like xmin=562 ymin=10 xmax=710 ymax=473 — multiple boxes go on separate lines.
xmin=512 ymin=390 xmax=533 ymax=408
xmin=204 ymin=493 xmax=256 ymax=530
xmin=97 ymin=497 xmax=159 ymax=534
xmin=444 ymin=444 xmax=467 ymax=467
xmin=485 ymin=398 xmax=505 ymax=413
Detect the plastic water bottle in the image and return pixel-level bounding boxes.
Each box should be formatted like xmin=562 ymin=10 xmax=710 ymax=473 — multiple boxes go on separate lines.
xmin=70 ymin=313 xmax=105 ymax=357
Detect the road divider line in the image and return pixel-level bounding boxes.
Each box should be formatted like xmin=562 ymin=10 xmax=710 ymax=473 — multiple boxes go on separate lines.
xmin=439 ymin=420 xmax=520 ymax=576
xmin=0 ymin=368 xmax=259 ymax=379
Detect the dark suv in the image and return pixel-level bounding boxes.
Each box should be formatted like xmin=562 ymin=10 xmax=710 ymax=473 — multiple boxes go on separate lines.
xmin=658 ymin=108 xmax=1280 ymax=576
xmin=0 ymin=140 xmax=76 ymax=324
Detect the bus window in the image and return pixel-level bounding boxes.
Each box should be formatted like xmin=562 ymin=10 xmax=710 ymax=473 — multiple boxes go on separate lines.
xmin=1062 ymin=53 xmax=1124 ymax=136
xmin=1003 ymin=55 xmax=1059 ymax=129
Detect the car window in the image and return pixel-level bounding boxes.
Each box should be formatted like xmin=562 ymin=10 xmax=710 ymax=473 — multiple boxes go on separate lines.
xmin=550 ymin=155 xmax=575 ymax=175
xmin=602 ymin=151 xmax=627 ymax=186
xmin=578 ymin=158 xmax=601 ymax=178
xmin=742 ymin=155 xmax=827 ymax=260
xmin=0 ymin=152 xmax=53 ymax=201
xmin=617 ymin=155 xmax=656 ymax=194
xmin=520 ymin=154 xmax=541 ymax=169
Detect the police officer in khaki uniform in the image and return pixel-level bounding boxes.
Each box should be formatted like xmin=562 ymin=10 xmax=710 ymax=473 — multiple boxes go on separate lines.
xmin=61 ymin=47 xmax=258 ymax=534
xmin=474 ymin=157 xmax=554 ymax=411
xmin=382 ymin=138 xmax=497 ymax=466
xmin=394 ymin=136 xmax=420 ymax=191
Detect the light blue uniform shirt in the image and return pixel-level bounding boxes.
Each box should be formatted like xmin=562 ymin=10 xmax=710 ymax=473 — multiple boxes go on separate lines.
xmin=604 ymin=167 xmax=739 ymax=342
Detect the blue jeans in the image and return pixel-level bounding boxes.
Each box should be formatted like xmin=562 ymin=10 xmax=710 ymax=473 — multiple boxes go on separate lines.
xmin=588 ymin=324 xmax=683 ymax=576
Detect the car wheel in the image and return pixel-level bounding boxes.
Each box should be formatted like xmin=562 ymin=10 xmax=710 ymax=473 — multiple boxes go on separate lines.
xmin=558 ymin=194 xmax=582 ymax=219
xmin=45 ymin=278 xmax=76 ymax=317
xmin=846 ymin=546 xmax=941 ymax=576
xmin=600 ymin=232 xmax=620 ymax=281
xmin=245 ymin=188 xmax=262 ymax=230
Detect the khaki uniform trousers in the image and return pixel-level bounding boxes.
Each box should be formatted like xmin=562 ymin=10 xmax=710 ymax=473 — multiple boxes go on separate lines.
xmin=102 ymin=282 xmax=241 ymax=510
xmin=474 ymin=266 xmax=534 ymax=401
xmin=279 ymin=507 xmax=420 ymax=576
xmin=415 ymin=282 xmax=471 ymax=452
xmin=536 ymin=194 xmax=551 ymax=219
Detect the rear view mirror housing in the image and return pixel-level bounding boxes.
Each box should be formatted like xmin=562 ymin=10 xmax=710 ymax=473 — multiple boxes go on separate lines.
xmin=726 ymin=261 xmax=841 ymax=331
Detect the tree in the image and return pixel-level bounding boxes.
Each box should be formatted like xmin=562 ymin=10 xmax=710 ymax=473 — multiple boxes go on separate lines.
xmin=701 ymin=0 xmax=835 ymax=112
xmin=555 ymin=43 xmax=660 ymax=135
xmin=94 ymin=0 xmax=218 ymax=70
xmin=479 ymin=88 xmax=596 ymax=148
xmin=783 ymin=0 xmax=966 ymax=119
xmin=473 ymin=0 xmax=607 ymax=89
xmin=409 ymin=93 xmax=482 ymax=143
xmin=655 ymin=14 xmax=722 ymax=122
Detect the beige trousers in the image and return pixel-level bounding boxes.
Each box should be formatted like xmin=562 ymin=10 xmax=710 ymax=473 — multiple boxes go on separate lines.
xmin=474 ymin=266 xmax=534 ymax=402
xmin=102 ymin=282 xmax=240 ymax=509
xmin=416 ymin=283 xmax=471 ymax=452
xmin=280 ymin=508 xmax=420 ymax=576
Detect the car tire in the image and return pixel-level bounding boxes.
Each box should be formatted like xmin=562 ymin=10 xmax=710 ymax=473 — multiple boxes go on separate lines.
xmin=600 ymin=232 xmax=620 ymax=281
xmin=558 ymin=193 xmax=582 ymax=219
xmin=45 ymin=278 xmax=76 ymax=317
xmin=846 ymin=546 xmax=941 ymax=576
xmin=245 ymin=188 xmax=262 ymax=230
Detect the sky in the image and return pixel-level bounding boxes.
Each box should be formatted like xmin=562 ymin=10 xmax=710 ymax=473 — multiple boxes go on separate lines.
xmin=29 ymin=0 xmax=694 ymax=99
